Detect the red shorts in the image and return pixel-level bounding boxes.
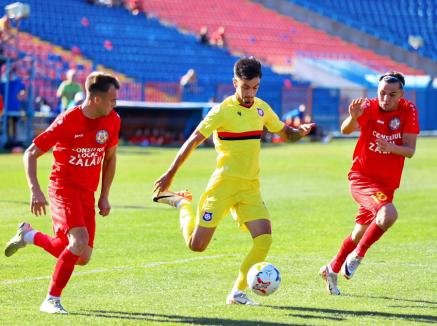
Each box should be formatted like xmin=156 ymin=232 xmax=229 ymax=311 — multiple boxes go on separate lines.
xmin=349 ymin=173 xmax=394 ymax=225
xmin=48 ymin=180 xmax=96 ymax=247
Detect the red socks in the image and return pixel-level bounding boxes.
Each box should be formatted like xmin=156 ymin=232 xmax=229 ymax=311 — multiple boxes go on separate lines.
xmin=329 ymin=235 xmax=357 ymax=273
xmin=34 ymin=232 xmax=67 ymax=258
xmin=356 ymin=221 xmax=385 ymax=258
xmin=49 ymin=249 xmax=79 ymax=297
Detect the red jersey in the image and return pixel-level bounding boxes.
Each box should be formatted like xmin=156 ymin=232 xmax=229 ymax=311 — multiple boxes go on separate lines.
xmin=350 ymin=98 xmax=419 ymax=190
xmin=34 ymin=106 xmax=120 ymax=192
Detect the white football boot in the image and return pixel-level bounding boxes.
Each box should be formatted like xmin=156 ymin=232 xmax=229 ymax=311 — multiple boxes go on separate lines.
xmin=319 ymin=265 xmax=341 ymax=295
xmin=342 ymin=250 xmax=362 ymax=280
xmin=4 ymin=222 xmax=33 ymax=257
xmin=226 ymin=291 xmax=259 ymax=306
xmin=40 ymin=297 xmax=68 ymax=314
xmin=153 ymin=190 xmax=192 ymax=208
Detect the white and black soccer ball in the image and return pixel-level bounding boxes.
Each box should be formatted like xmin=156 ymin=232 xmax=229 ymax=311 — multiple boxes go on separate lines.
xmin=247 ymin=262 xmax=281 ymax=296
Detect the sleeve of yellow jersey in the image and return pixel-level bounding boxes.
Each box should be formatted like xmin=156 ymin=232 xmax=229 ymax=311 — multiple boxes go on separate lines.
xmin=197 ymin=105 xmax=224 ymax=138
xmin=264 ymin=104 xmax=284 ymax=133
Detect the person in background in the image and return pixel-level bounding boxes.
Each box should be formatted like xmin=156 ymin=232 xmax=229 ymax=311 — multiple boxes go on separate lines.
xmin=56 ymin=69 xmax=83 ymax=113
xmin=199 ymin=26 xmax=209 ymax=45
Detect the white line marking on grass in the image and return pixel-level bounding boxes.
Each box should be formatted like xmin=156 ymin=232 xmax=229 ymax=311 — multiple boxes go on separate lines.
xmin=1 ymin=254 xmax=228 ymax=285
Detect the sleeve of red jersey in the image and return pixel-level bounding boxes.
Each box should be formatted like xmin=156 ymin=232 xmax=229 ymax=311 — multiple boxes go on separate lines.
xmin=33 ymin=115 xmax=67 ymax=152
xmin=403 ymin=101 xmax=420 ymax=134
xmin=107 ymin=112 xmax=121 ymax=148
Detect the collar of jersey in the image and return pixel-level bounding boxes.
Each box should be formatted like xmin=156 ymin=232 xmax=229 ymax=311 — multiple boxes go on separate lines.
xmin=232 ymin=95 xmax=254 ymax=109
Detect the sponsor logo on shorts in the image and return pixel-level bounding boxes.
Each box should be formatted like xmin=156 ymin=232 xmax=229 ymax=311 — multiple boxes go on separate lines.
xmin=202 ymin=212 xmax=213 ymax=222
xmin=96 ymin=130 xmax=109 ymax=144
xmin=257 ymin=108 xmax=264 ymax=117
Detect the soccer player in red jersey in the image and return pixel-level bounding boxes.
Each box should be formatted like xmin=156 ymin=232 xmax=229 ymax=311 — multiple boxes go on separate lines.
xmin=320 ymin=72 xmax=420 ymax=295
xmin=4 ymin=71 xmax=121 ymax=313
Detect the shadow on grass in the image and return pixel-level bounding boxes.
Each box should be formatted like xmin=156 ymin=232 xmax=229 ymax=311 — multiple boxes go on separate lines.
xmin=72 ymin=310 xmax=305 ymax=325
xmin=0 ymin=200 xmax=151 ymax=211
xmin=266 ymin=305 xmax=437 ymax=323
xmin=346 ymin=294 xmax=437 ymax=305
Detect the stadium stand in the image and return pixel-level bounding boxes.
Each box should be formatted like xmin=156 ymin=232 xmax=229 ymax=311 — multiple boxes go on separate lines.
xmin=3 ymin=0 xmax=295 ymax=112
xmin=138 ymin=0 xmax=423 ymax=76
xmin=288 ymin=0 xmax=437 ymax=60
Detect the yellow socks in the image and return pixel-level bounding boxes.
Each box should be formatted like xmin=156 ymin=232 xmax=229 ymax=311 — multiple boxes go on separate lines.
xmin=179 ymin=202 xmax=195 ymax=246
xmin=232 ymin=233 xmax=272 ymax=292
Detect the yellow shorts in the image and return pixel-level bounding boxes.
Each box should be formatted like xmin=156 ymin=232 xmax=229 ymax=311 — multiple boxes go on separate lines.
xmin=196 ymin=176 xmax=270 ymax=230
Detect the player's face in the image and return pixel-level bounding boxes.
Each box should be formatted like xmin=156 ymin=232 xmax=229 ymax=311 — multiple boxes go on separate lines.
xmin=378 ymin=81 xmax=403 ymax=112
xmin=96 ymin=85 xmax=118 ymax=117
xmin=233 ymin=76 xmax=260 ymax=106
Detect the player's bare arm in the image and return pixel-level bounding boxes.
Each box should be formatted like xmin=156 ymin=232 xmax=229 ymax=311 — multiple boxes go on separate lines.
xmin=23 ymin=143 xmax=48 ymax=216
xmin=277 ymin=123 xmax=315 ymax=142
xmin=376 ymin=133 xmax=417 ymax=158
xmin=154 ymin=130 xmax=206 ymax=193
xmin=99 ymin=145 xmax=117 ymax=216
xmin=341 ymin=98 xmax=366 ymax=134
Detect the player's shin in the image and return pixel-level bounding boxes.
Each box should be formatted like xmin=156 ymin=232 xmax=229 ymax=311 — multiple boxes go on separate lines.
xmin=179 ymin=202 xmax=195 ymax=246
xmin=48 ymin=249 xmax=79 ymax=297
xmin=355 ymin=221 xmax=385 ymax=257
xmin=34 ymin=233 xmax=67 ymax=258
xmin=329 ymin=235 xmax=357 ymax=273
xmin=232 ymin=234 xmax=272 ymax=293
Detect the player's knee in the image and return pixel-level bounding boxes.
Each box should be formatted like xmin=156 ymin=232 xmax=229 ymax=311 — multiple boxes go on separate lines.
xmin=69 ymin=234 xmax=89 ymax=254
xmin=351 ymin=228 xmax=366 ymax=243
xmin=76 ymin=257 xmax=91 ymax=266
xmin=188 ymin=238 xmax=208 ymax=252
xmin=376 ymin=205 xmax=398 ymax=229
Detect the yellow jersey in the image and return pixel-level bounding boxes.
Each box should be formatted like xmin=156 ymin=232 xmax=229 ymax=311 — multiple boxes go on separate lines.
xmin=197 ymin=95 xmax=284 ymax=180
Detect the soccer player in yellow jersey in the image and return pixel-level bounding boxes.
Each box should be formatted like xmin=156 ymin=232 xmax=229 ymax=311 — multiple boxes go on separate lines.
xmin=153 ymin=57 xmax=314 ymax=305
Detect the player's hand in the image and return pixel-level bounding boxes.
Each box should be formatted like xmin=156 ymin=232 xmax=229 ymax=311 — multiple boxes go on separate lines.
xmin=297 ymin=123 xmax=316 ymax=136
xmin=30 ymin=188 xmax=48 ymax=216
xmin=376 ymin=137 xmax=393 ymax=153
xmin=98 ymin=196 xmax=111 ymax=217
xmin=349 ymin=98 xmax=366 ymax=119
xmin=153 ymin=172 xmax=173 ymax=194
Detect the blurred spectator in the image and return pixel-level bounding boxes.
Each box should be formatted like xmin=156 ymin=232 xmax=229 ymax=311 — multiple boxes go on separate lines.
xmin=283 ymin=104 xmax=306 ymax=128
xmin=283 ymin=104 xmax=328 ymax=142
xmin=180 ymin=68 xmax=197 ymax=95
xmin=210 ymin=26 xmax=226 ymax=48
xmin=35 ymin=96 xmax=53 ymax=116
xmin=0 ymin=66 xmax=25 ymax=145
xmin=149 ymin=128 xmax=164 ymax=146
xmin=67 ymin=91 xmax=85 ymax=110
xmin=199 ymin=26 xmax=209 ymax=45
xmin=0 ymin=15 xmax=15 ymax=60
xmin=126 ymin=0 xmax=145 ymax=15
xmin=56 ymin=69 xmax=83 ymax=113
xmin=0 ymin=15 xmax=13 ymax=46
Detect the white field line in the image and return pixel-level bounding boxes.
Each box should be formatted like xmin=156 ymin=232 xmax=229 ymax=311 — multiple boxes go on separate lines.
xmin=1 ymin=254 xmax=228 ymax=285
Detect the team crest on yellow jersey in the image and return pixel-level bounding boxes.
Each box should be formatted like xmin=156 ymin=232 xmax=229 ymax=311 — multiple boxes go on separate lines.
xmin=96 ymin=130 xmax=109 ymax=144
xmin=257 ymin=108 xmax=264 ymax=116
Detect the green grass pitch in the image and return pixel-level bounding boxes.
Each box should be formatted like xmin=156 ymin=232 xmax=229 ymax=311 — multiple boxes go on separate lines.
xmin=1 ymin=138 xmax=436 ymax=325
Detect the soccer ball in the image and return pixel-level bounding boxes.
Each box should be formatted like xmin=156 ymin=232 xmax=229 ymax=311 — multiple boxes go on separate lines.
xmin=247 ymin=262 xmax=281 ymax=296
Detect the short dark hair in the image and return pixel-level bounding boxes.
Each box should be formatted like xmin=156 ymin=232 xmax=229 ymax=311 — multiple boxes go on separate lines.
xmin=234 ymin=56 xmax=262 ymax=80
xmin=85 ymin=71 xmax=120 ymax=94
xmin=378 ymin=71 xmax=405 ymax=89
